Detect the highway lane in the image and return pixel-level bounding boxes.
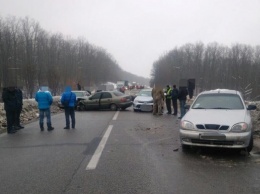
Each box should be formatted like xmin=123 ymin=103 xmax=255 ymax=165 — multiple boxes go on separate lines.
xmin=1 ymin=108 xmax=260 ymax=193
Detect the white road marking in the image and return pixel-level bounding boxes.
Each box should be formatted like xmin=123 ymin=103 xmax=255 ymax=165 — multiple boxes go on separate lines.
xmin=112 ymin=111 xmax=119 ymax=120
xmin=86 ymin=125 xmax=113 ymax=170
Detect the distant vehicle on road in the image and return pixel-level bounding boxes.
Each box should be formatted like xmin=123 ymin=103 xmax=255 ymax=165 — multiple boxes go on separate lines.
xmin=77 ymin=91 xmax=133 ymax=111
xmin=133 ymin=88 xmax=153 ymax=112
xmin=179 ymin=89 xmax=256 ymax=152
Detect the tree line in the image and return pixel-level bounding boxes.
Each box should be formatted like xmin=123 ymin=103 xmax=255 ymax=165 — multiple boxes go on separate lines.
xmin=150 ymin=42 xmax=260 ymax=100
xmin=0 ymin=16 xmax=149 ymax=98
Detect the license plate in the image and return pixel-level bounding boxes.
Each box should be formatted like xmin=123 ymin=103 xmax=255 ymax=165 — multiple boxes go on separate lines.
xmin=200 ymin=133 xmax=226 ymax=140
xmin=140 ymin=105 xmax=152 ymax=111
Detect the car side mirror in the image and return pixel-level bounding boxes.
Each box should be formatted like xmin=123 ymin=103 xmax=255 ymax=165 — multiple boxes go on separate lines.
xmin=247 ymin=104 xmax=256 ymax=110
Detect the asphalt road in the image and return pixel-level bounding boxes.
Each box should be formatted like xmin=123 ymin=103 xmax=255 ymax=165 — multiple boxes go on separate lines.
xmin=0 ymin=108 xmax=260 ymax=194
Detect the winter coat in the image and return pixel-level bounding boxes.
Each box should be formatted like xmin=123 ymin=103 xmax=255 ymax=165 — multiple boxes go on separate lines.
xmin=2 ymin=87 xmax=17 ymax=111
xmin=61 ymin=87 xmax=77 ymax=108
xmin=15 ymin=88 xmax=23 ymax=108
xmin=35 ymin=91 xmax=53 ymax=109
xmin=171 ymin=88 xmax=179 ymax=100
xmin=178 ymin=87 xmax=188 ymax=101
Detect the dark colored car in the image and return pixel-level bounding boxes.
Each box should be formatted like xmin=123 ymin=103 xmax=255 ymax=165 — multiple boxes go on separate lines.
xmin=77 ymin=91 xmax=132 ymax=111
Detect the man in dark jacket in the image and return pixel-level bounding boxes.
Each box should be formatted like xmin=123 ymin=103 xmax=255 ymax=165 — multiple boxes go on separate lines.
xmin=178 ymin=87 xmax=188 ymax=119
xmin=2 ymin=86 xmax=17 ymax=134
xmin=171 ymin=85 xmax=179 ymax=116
xmin=15 ymin=87 xmax=24 ymax=129
xmin=61 ymin=86 xmax=77 ymax=129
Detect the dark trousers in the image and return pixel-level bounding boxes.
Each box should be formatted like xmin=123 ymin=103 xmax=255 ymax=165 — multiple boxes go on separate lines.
xmin=15 ymin=106 xmax=22 ymax=127
xmin=172 ymin=99 xmax=178 ymax=115
xmin=6 ymin=109 xmax=16 ymax=132
xmin=166 ymin=99 xmax=172 ymax=114
xmin=65 ymin=107 xmax=75 ymax=128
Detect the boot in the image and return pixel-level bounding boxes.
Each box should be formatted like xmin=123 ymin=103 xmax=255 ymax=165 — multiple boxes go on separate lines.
xmin=40 ymin=123 xmax=44 ymax=131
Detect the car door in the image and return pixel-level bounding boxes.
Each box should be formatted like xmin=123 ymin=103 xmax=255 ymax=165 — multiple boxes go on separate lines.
xmin=100 ymin=92 xmax=113 ymax=109
xmin=86 ymin=92 xmax=101 ymax=109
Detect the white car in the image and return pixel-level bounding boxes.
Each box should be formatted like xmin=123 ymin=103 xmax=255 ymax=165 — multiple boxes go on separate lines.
xmin=179 ymin=89 xmax=256 ymax=152
xmin=133 ymin=88 xmax=153 ymax=112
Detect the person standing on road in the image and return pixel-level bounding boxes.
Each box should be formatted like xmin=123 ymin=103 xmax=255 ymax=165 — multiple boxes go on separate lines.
xmin=171 ymin=85 xmax=179 ymax=116
xmin=61 ymin=86 xmax=77 ymax=129
xmin=178 ymin=87 xmax=188 ymax=119
xmin=15 ymin=87 xmax=24 ymax=129
xmin=2 ymin=86 xmax=17 ymax=134
xmin=77 ymin=82 xmax=81 ymax=90
xmin=35 ymin=87 xmax=54 ymax=131
xmin=165 ymin=85 xmax=172 ymax=114
xmin=152 ymin=84 xmax=164 ymax=115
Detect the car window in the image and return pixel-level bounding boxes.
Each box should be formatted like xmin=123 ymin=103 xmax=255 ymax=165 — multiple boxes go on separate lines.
xmin=101 ymin=92 xmax=112 ymax=99
xmin=113 ymin=91 xmax=124 ymax=96
xmin=91 ymin=93 xmax=101 ymax=100
xmin=137 ymin=90 xmax=152 ymax=97
xmin=73 ymin=92 xmax=84 ymax=97
xmin=192 ymin=93 xmax=244 ymax=109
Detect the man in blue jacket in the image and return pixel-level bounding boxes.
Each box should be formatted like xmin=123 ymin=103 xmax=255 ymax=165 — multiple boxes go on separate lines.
xmin=35 ymin=87 xmax=54 ymax=131
xmin=61 ymin=86 xmax=77 ymax=129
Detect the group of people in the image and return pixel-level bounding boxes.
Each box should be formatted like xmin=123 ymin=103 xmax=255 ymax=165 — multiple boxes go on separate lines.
xmin=152 ymin=84 xmax=189 ymax=119
xmin=2 ymin=85 xmax=77 ymax=134
xmin=2 ymin=86 xmax=24 ymax=134
xmin=35 ymin=86 xmax=77 ymax=131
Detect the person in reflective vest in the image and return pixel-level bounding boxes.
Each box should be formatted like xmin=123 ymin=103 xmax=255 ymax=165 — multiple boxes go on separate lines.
xmin=165 ymin=85 xmax=172 ymax=114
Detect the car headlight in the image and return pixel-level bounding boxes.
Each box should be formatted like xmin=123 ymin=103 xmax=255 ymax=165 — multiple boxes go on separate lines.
xmin=231 ymin=122 xmax=248 ymax=132
xmin=181 ymin=120 xmax=195 ymax=130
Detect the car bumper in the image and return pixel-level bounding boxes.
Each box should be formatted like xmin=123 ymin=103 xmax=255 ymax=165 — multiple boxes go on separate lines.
xmin=133 ymin=102 xmax=153 ymax=112
xmin=118 ymin=102 xmax=133 ymax=109
xmin=180 ymin=129 xmax=252 ymax=148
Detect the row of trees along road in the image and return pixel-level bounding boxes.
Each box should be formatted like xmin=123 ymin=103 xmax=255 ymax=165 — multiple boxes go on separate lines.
xmin=150 ymin=42 xmax=260 ymax=100
xmin=0 ymin=16 xmax=149 ymax=98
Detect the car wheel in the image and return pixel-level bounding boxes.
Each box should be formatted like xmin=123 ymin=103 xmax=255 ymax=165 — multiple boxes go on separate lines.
xmin=133 ymin=109 xmax=138 ymax=112
xmin=181 ymin=144 xmax=190 ymax=150
xmin=110 ymin=104 xmax=117 ymax=111
xmin=78 ymin=103 xmax=86 ymax=111
xmin=247 ymin=135 xmax=253 ymax=152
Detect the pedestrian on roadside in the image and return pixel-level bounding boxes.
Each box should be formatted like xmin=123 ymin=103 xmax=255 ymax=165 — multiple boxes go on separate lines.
xmin=15 ymin=87 xmax=24 ymax=129
xmin=2 ymin=86 xmax=17 ymax=134
xmin=152 ymin=84 xmax=164 ymax=115
xmin=61 ymin=86 xmax=77 ymax=129
xmin=165 ymin=85 xmax=172 ymax=114
xmin=171 ymin=85 xmax=179 ymax=116
xmin=35 ymin=86 xmax=54 ymax=131
xmin=178 ymin=87 xmax=188 ymax=119
xmin=77 ymin=82 xmax=81 ymax=90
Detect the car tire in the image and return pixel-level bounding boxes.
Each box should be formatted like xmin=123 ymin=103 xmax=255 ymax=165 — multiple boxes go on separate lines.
xmin=78 ymin=103 xmax=86 ymax=111
xmin=110 ymin=104 xmax=117 ymax=111
xmin=247 ymin=135 xmax=253 ymax=152
xmin=181 ymin=144 xmax=190 ymax=150
xmin=133 ymin=109 xmax=138 ymax=112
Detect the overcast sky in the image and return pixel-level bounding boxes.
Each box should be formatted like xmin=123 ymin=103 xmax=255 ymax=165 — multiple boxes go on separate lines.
xmin=1 ymin=0 xmax=260 ymax=78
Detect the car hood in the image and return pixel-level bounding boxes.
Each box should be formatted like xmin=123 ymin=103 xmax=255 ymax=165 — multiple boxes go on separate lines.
xmin=134 ymin=96 xmax=153 ymax=102
xmin=183 ymin=109 xmax=248 ymax=125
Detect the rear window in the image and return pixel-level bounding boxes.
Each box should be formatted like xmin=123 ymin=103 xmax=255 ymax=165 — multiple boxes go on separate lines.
xmin=137 ymin=90 xmax=152 ymax=97
xmin=113 ymin=91 xmax=124 ymax=96
xmin=73 ymin=92 xmax=84 ymax=97
xmin=192 ymin=93 xmax=244 ymax=110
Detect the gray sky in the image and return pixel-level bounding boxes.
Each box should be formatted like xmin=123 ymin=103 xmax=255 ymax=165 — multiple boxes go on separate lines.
xmin=1 ymin=0 xmax=260 ymax=78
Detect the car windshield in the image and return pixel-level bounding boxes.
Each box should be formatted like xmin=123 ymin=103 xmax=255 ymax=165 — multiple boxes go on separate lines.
xmin=192 ymin=93 xmax=244 ymax=110
xmin=73 ymin=92 xmax=84 ymax=97
xmin=137 ymin=90 xmax=152 ymax=97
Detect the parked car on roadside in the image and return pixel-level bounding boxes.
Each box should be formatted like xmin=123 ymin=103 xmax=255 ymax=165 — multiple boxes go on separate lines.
xmin=133 ymin=88 xmax=153 ymax=112
xmin=179 ymin=89 xmax=256 ymax=152
xmin=58 ymin=90 xmax=91 ymax=109
xmin=77 ymin=90 xmax=132 ymax=111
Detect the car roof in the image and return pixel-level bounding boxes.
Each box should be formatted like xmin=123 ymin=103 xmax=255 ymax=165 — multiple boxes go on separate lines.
xmin=199 ymin=89 xmax=240 ymax=95
xmin=140 ymin=88 xmax=152 ymax=91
